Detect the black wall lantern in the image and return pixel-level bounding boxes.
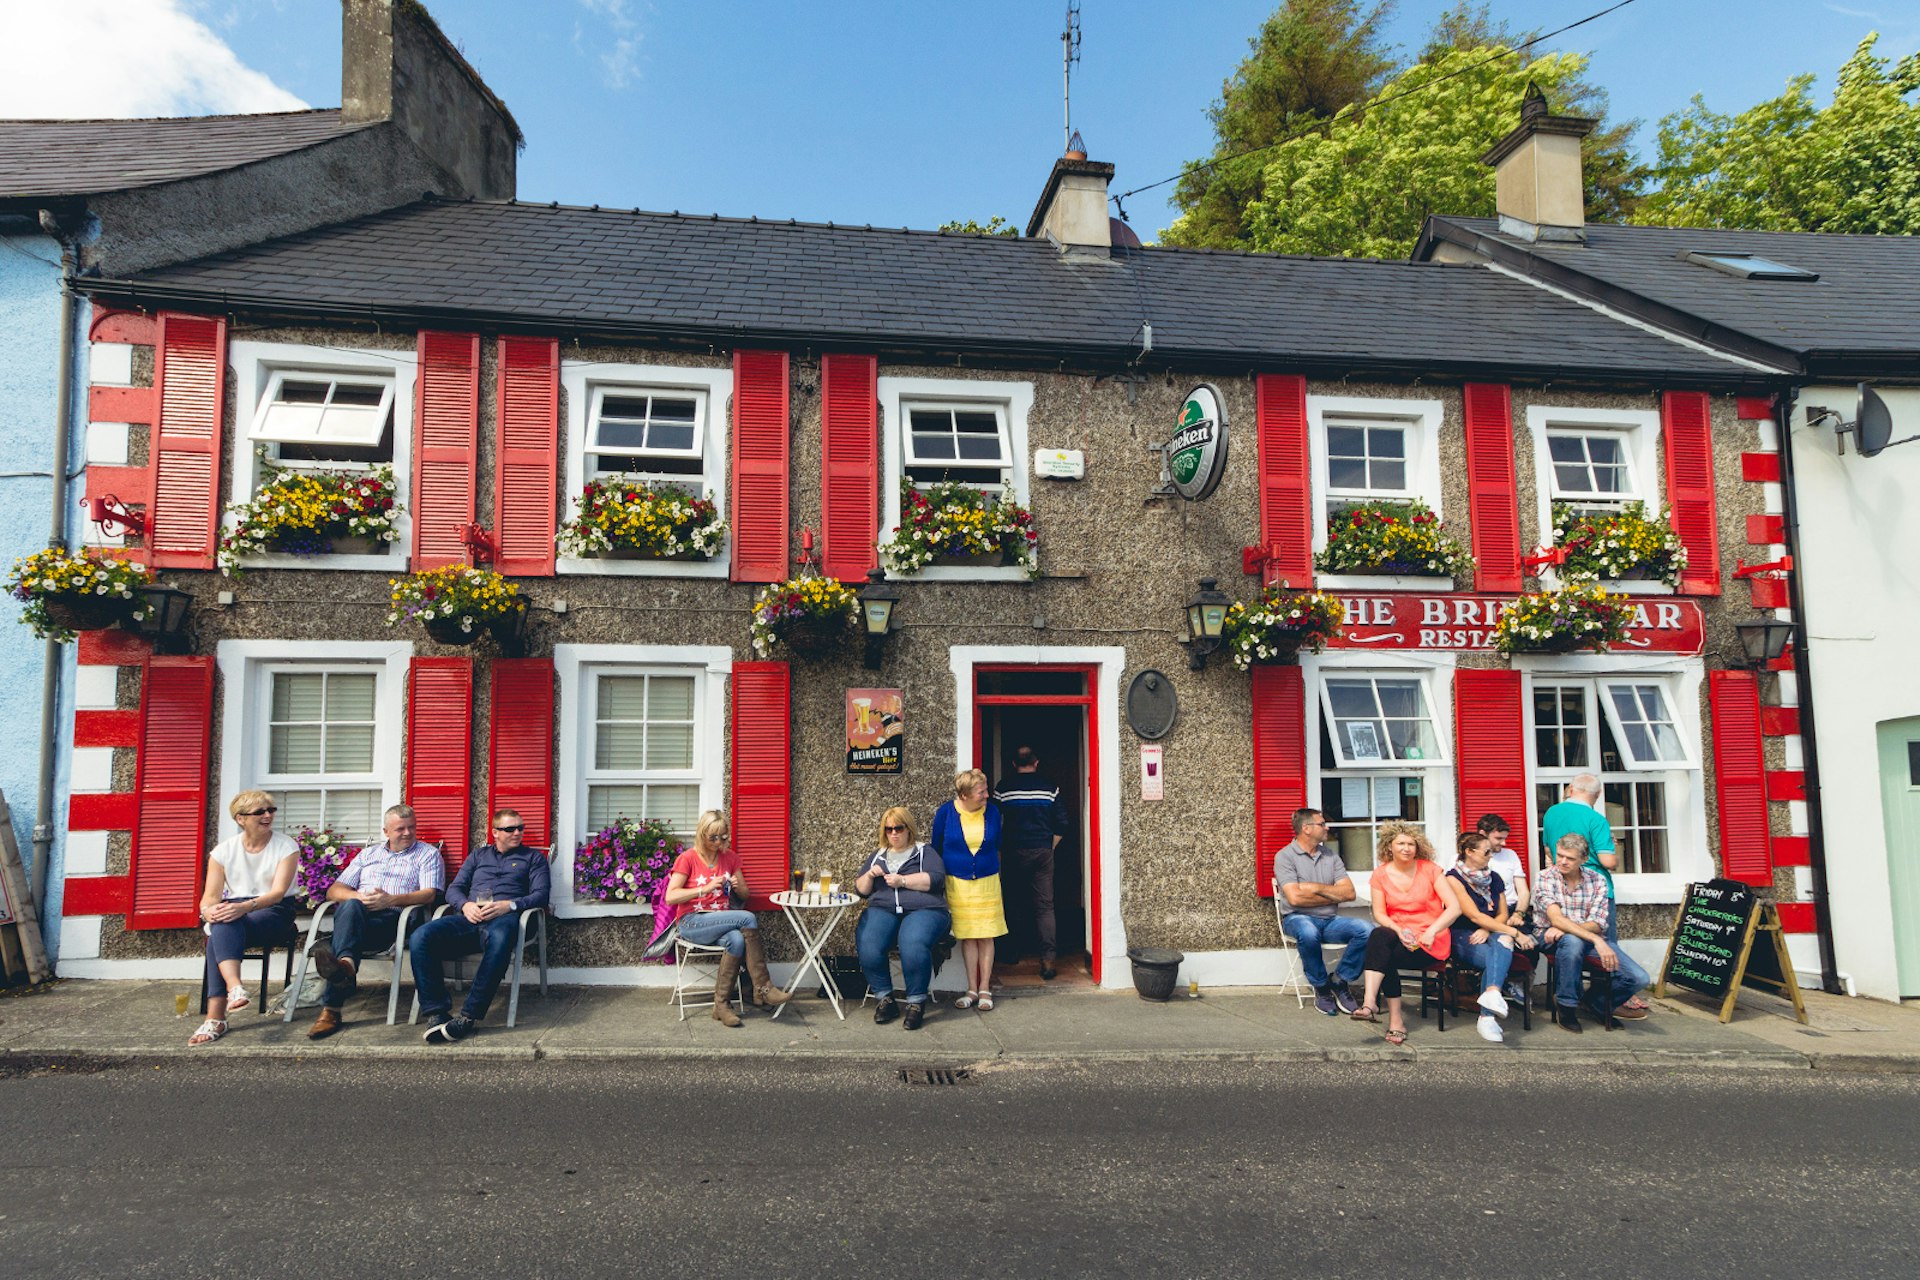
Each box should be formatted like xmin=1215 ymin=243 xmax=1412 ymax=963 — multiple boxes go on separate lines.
xmin=1733 ymin=617 xmax=1794 ymax=669
xmin=1181 ymin=577 xmax=1231 ymax=671
xmin=135 ymin=584 xmax=193 ymax=651
xmin=857 ymin=568 xmax=900 ymax=670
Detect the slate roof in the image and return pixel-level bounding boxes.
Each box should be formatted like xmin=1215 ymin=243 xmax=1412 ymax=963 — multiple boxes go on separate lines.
xmin=0 ymin=109 xmax=369 ymax=200
xmin=1422 ymin=216 xmax=1920 ymax=375
xmin=89 ymin=197 xmax=1763 ymax=384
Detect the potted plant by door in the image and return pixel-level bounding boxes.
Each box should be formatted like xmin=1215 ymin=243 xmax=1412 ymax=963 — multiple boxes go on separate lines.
xmin=386 ymin=564 xmax=526 ymax=647
xmin=1222 ymin=587 xmax=1346 ymax=669
xmin=6 ymin=547 xmax=153 ymax=642
xmin=556 ymin=476 xmax=726 ymax=562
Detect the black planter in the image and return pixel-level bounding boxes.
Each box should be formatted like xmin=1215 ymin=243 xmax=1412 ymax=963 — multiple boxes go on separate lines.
xmin=779 ymin=614 xmax=851 ymax=657
xmin=424 ymin=615 xmax=484 ymax=646
xmin=42 ymin=593 xmax=134 ymax=633
xmin=1127 ymin=946 xmax=1185 ymax=1002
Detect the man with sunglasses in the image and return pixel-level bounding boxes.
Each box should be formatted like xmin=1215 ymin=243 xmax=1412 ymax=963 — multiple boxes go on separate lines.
xmin=409 ymin=808 xmax=550 ymax=1043
xmin=306 ymin=803 xmax=443 ymax=1039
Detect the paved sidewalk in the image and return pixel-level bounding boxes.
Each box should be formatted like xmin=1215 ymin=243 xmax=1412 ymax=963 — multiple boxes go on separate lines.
xmin=4 ymin=974 xmax=1917 ymax=1071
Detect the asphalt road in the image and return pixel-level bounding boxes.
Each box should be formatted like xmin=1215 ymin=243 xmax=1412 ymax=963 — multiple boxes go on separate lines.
xmin=1 ymin=1055 xmax=1916 ymax=1278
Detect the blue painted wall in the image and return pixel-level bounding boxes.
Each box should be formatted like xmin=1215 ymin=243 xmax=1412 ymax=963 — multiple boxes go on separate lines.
xmin=0 ymin=229 xmax=82 ymax=962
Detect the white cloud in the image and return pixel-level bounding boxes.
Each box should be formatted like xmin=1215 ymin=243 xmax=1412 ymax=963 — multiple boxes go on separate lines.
xmin=0 ymin=0 xmax=306 ymax=120
xmin=577 ymin=0 xmax=644 ymax=90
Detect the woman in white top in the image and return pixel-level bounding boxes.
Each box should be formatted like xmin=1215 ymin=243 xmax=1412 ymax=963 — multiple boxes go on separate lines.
xmin=189 ymin=790 xmax=300 ymax=1046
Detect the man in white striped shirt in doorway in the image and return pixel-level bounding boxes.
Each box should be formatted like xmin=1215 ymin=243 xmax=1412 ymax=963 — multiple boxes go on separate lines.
xmin=994 ymin=745 xmax=1070 ymax=980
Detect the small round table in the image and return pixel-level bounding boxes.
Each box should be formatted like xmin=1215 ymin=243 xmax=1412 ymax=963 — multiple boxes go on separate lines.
xmin=769 ymin=890 xmax=857 ymax=1021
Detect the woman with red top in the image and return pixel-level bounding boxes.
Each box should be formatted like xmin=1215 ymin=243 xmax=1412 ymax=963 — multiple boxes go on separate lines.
xmin=1352 ymin=822 xmax=1459 ymax=1044
xmin=662 ymin=809 xmax=789 ymax=1027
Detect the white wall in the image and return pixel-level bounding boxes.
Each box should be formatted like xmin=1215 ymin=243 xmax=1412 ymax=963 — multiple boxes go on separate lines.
xmin=1790 ymin=386 xmax=1920 ymax=999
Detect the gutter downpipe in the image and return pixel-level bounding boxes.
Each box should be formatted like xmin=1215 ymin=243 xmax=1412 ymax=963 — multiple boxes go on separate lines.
xmin=30 ymin=212 xmax=77 ymax=930
xmin=1775 ymin=388 xmax=1842 ymax=995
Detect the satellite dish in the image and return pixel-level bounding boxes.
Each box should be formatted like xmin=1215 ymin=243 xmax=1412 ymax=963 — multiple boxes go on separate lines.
xmin=1856 ymin=383 xmax=1894 ymax=458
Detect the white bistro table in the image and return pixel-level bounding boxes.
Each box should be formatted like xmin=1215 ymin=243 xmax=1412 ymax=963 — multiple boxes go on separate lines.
xmin=770 ymin=890 xmax=857 ymax=1021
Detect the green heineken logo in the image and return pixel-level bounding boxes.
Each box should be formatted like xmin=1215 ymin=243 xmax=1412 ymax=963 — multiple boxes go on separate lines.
xmin=1165 ymin=384 xmax=1228 ymax=500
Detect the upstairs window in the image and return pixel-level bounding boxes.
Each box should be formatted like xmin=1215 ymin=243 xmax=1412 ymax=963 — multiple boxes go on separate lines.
xmin=1325 ymin=419 xmax=1411 ymax=499
xmin=249 ymin=369 xmax=396 ymax=468
xmin=586 ymin=388 xmax=706 ymax=481
xmin=1546 ymin=429 xmax=1637 ymax=506
xmin=903 ymin=401 xmax=1012 ymax=490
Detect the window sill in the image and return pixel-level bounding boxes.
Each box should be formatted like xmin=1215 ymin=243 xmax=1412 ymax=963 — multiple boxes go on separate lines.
xmin=1316 ymin=573 xmax=1456 ymax=594
xmin=884 ymin=563 xmax=1032 ymax=584
xmin=234 ymin=551 xmax=404 ymax=573
xmin=1539 ymin=570 xmax=1675 ymax=596
xmin=554 ymin=899 xmax=655 ymax=921
xmin=1611 ymin=874 xmax=1688 ymax=905
xmin=557 ymin=554 xmax=731 ymax=579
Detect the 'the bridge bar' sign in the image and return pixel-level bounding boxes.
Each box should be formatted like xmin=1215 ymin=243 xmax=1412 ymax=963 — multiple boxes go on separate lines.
xmin=1323 ymin=592 xmax=1705 ymax=655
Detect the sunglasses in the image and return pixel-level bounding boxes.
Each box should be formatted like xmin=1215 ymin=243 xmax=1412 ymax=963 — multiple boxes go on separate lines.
xmin=240 ymin=807 xmax=278 ymax=817
xmin=884 ymin=825 xmax=907 ymax=833
xmin=495 ymin=824 xmax=524 ymax=833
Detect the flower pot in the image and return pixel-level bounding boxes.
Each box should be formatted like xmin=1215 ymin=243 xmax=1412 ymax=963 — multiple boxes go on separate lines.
xmin=598 ymin=546 xmax=710 ymax=562
xmin=1508 ymin=632 xmax=1601 ymax=655
xmin=326 ymin=534 xmax=384 ymax=556
xmin=424 ymin=615 xmax=484 ymax=646
xmin=778 ymin=614 xmax=851 ymax=656
xmin=1127 ymin=947 xmax=1184 ymax=1002
xmin=41 ymin=593 xmax=133 ymax=633
xmin=1247 ymin=630 xmax=1308 ymax=665
xmin=932 ymin=546 xmax=1015 ymax=569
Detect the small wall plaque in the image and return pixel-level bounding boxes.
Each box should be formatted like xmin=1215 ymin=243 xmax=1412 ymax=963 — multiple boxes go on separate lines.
xmin=1035 ymin=448 xmax=1085 ymax=480
xmin=1126 ymin=669 xmax=1178 ymax=740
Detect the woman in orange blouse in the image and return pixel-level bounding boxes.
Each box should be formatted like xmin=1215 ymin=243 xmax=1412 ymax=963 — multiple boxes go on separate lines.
xmin=1352 ymin=822 xmax=1460 ymax=1044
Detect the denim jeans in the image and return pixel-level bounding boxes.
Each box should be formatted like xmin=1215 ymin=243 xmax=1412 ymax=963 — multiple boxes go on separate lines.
xmin=204 ymin=899 xmax=298 ymax=997
xmin=1280 ymin=912 xmax=1371 ymax=989
xmin=677 ymin=909 xmax=758 ymax=959
xmin=1450 ymin=933 xmax=1514 ymax=992
xmin=857 ymin=906 xmax=952 ymax=1003
xmin=408 ymin=912 xmax=522 ymax=1021
xmin=323 ymin=901 xmax=401 ymax=1009
xmin=1552 ymin=930 xmax=1648 ymax=1011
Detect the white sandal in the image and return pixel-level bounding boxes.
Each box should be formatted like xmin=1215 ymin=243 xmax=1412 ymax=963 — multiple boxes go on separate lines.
xmin=954 ymin=991 xmax=979 ymax=1010
xmin=188 ymin=1018 xmax=228 ymax=1046
xmin=225 ymin=985 xmax=251 ymax=1013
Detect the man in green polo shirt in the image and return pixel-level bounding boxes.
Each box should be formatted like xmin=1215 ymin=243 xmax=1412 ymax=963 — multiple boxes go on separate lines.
xmin=1542 ymin=774 xmax=1618 ymax=942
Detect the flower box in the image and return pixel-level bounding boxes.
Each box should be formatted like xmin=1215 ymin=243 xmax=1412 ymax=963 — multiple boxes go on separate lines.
xmin=220 ymin=460 xmax=400 ymax=575
xmin=880 ymin=482 xmax=1038 ymax=577
xmin=1223 ymin=588 xmax=1346 ymax=669
xmin=1551 ymin=503 xmax=1687 ymax=589
xmin=1491 ymin=578 xmax=1636 ymax=656
xmin=41 ymin=593 xmax=136 ymax=633
xmin=1315 ymin=500 xmax=1471 ymax=581
xmin=558 ymin=478 xmax=726 ymax=561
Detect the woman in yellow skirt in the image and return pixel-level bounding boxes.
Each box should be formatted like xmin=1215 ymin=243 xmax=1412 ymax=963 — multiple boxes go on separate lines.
xmin=928 ymin=768 xmax=1006 ymax=1010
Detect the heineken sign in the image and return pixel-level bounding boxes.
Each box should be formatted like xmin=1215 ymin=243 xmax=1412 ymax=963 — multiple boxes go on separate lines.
xmin=1167 ymin=383 xmax=1229 ymax=500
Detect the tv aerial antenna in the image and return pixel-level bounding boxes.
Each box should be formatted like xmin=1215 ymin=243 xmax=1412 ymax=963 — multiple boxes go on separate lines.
xmin=1062 ymin=1 xmax=1082 ymax=152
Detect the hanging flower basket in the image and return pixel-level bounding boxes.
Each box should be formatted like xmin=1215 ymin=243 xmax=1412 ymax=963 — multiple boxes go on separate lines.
xmin=879 ymin=482 xmax=1039 ymax=577
xmin=1491 ymin=577 xmax=1636 ymax=655
xmin=1314 ymin=499 xmax=1473 ymax=580
xmin=387 ymin=565 xmax=526 ymax=645
xmin=1222 ymin=588 xmax=1346 ymax=669
xmin=425 ymin=615 xmax=484 ymax=646
xmin=1551 ymin=502 xmax=1688 ymax=587
xmin=293 ymin=825 xmax=353 ymax=910
xmin=219 ymin=458 xmax=401 ymax=575
xmin=750 ymin=573 xmax=859 ymax=658
xmin=556 ymin=476 xmax=726 ymax=561
xmin=7 ymin=547 xmax=153 ymax=642
xmin=574 ymin=816 xmax=684 ymax=906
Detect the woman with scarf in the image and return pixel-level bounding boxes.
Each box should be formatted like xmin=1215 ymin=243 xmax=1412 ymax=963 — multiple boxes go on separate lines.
xmin=1443 ymin=830 xmax=1530 ymax=1043
xmin=854 ymin=806 xmax=949 ymax=1030
xmin=929 ymin=768 xmax=1006 ymax=1010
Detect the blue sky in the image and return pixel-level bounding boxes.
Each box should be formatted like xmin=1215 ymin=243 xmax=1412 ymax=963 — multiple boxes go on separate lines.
xmin=20 ymin=2 xmax=1920 ymax=236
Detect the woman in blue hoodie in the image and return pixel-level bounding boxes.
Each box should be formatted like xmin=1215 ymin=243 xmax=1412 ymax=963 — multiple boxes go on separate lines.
xmin=928 ymin=768 xmax=1005 ymax=1010
xmin=854 ymin=806 xmax=949 ymax=1030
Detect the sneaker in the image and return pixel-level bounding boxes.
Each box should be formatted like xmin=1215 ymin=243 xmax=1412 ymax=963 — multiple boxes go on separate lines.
xmin=1503 ymin=979 xmax=1527 ymax=1006
xmin=426 ymin=1015 xmax=474 ymax=1044
xmin=1330 ymin=984 xmax=1359 ymax=1016
xmin=873 ymin=996 xmax=900 ymax=1025
xmin=1476 ymin=1014 xmax=1504 ymax=1043
xmin=1312 ymin=987 xmax=1340 ymax=1017
xmin=421 ymin=1012 xmax=450 ymax=1043
xmin=1477 ymin=988 xmax=1510 ymax=1019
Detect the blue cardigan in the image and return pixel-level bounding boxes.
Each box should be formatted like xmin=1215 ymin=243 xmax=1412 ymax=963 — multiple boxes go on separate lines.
xmin=929 ymin=800 xmax=1002 ymax=881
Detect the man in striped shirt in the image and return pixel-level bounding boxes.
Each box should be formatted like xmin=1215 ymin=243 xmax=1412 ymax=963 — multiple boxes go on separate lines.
xmin=307 ymin=804 xmax=444 ymax=1039
xmin=994 ymin=745 xmax=1070 ymax=980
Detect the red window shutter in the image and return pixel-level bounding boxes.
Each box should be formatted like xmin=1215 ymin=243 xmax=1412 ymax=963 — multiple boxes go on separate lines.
xmin=1453 ymin=668 xmax=1530 ymax=873
xmin=128 ymin=656 xmax=215 ymax=928
xmin=148 ymin=313 xmax=226 ymax=570
xmin=1251 ymin=663 xmax=1307 ymax=897
xmin=495 ymin=336 xmax=559 ymax=576
xmin=412 ymin=331 xmax=480 ymax=570
xmin=488 ymin=658 xmax=555 ymax=851
xmin=1662 ymin=391 xmax=1721 ymax=596
xmin=1256 ymin=374 xmax=1314 ymax=588
xmin=407 ymin=657 xmax=474 ymax=873
xmin=1710 ymin=670 xmax=1772 ymax=886
xmin=730 ymin=660 xmax=791 ymax=908
xmin=1462 ymin=383 xmax=1523 ymax=592
xmin=730 ymin=350 xmax=790 ymax=583
xmin=820 ymin=353 xmax=879 ymax=583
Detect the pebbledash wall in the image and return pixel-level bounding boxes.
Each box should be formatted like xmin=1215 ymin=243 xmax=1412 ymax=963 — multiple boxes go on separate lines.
xmin=54 ymin=306 xmax=1789 ymax=988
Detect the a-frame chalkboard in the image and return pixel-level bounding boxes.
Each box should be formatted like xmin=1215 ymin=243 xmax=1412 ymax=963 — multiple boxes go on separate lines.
xmin=1654 ymin=878 xmax=1807 ymax=1024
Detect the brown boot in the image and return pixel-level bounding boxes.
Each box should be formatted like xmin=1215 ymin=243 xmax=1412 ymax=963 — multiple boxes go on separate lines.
xmin=711 ymin=953 xmax=743 ymax=1027
xmin=741 ymin=932 xmax=792 ymax=1008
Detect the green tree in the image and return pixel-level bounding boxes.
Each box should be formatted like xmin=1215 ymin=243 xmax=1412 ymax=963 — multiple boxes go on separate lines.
xmin=1633 ymin=35 xmax=1920 ymax=233
xmin=1240 ymin=46 xmax=1600 ymax=259
xmin=1162 ymin=0 xmax=1396 ymax=249
xmin=938 ymin=216 xmax=1018 ymax=237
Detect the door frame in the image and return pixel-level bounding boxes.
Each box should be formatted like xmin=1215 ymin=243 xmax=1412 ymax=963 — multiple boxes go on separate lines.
xmin=949 ymin=645 xmax=1127 ymax=987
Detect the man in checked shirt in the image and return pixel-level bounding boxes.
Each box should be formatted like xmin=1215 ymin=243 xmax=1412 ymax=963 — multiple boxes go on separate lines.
xmin=1535 ymin=832 xmax=1649 ymax=1033
xmin=306 ymin=804 xmax=444 ymax=1039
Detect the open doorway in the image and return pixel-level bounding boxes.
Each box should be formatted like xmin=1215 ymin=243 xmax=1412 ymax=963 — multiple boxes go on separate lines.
xmin=975 ymin=666 xmax=1095 ymax=987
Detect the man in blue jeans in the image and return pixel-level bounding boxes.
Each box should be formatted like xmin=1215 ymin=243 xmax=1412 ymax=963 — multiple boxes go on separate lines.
xmin=1534 ymin=833 xmax=1648 ymax=1032
xmin=410 ymin=809 xmax=550 ymax=1043
xmin=1273 ymin=808 xmax=1368 ymax=1016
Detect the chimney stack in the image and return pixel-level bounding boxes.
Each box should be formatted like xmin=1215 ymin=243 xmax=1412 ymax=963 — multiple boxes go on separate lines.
xmin=1026 ymin=132 xmax=1116 ymax=252
xmin=1481 ymin=82 xmax=1594 ymax=244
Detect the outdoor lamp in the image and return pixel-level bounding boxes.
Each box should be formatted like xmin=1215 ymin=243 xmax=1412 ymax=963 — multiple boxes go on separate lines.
xmin=134 ymin=584 xmax=193 ymax=651
xmin=857 ymin=568 xmax=901 ymax=670
xmin=1181 ymin=577 xmax=1231 ymax=671
xmin=1734 ymin=617 xmax=1794 ymax=669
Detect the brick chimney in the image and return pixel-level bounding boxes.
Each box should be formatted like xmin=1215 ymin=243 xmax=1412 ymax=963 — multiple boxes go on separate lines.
xmin=1026 ymin=132 xmax=1116 ymax=252
xmin=1481 ymin=82 xmax=1594 ymax=244
xmin=341 ymin=0 xmax=519 ymax=200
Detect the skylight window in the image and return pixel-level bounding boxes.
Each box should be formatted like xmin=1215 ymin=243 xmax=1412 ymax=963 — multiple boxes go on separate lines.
xmin=1681 ymin=251 xmax=1819 ymax=282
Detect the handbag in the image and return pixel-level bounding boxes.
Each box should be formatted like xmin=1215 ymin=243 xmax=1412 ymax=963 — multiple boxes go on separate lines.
xmin=641 ymin=916 xmax=681 ymax=962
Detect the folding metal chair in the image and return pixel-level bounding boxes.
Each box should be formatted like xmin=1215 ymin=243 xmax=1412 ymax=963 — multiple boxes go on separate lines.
xmin=406 ymin=904 xmax=550 ymax=1028
xmin=283 ymin=899 xmax=430 ymax=1026
xmin=670 ymin=935 xmax=744 ymax=1021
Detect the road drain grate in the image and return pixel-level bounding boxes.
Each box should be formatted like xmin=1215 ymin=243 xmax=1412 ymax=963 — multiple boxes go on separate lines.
xmin=898 ymin=1066 xmax=973 ymax=1086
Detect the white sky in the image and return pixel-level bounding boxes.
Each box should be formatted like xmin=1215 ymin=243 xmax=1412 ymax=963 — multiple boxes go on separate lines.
xmin=0 ymin=0 xmax=304 ymax=120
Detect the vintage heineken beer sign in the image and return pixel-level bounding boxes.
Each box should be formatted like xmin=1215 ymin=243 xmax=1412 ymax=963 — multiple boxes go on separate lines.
xmin=1167 ymin=384 xmax=1228 ymax=500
